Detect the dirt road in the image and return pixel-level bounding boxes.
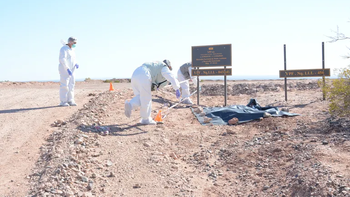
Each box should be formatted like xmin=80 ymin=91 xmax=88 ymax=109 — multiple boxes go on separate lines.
xmin=0 ymin=82 xmax=121 ymax=196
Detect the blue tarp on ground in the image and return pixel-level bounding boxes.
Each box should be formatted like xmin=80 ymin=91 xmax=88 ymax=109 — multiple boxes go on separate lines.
xmin=192 ymin=99 xmax=299 ymax=125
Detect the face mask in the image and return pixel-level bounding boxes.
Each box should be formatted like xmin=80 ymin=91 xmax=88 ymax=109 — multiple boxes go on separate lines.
xmin=72 ymin=44 xmax=76 ymax=48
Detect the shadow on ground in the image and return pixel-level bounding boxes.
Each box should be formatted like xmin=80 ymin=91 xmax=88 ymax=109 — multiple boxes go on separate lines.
xmin=76 ymin=120 xmax=150 ymax=136
xmin=0 ymin=106 xmax=61 ymax=114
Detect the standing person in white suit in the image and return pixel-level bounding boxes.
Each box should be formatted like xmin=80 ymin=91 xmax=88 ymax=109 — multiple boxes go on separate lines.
xmin=58 ymin=37 xmax=79 ymax=106
xmin=124 ymin=60 xmax=181 ymax=125
xmin=177 ymin=62 xmax=197 ymax=104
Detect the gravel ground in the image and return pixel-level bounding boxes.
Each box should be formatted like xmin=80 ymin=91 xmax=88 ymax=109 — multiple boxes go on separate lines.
xmin=20 ymin=80 xmax=350 ymax=197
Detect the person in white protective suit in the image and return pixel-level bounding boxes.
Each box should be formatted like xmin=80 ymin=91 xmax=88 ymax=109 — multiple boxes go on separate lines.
xmin=58 ymin=37 xmax=79 ymax=106
xmin=124 ymin=60 xmax=181 ymax=125
xmin=177 ymin=62 xmax=197 ymax=104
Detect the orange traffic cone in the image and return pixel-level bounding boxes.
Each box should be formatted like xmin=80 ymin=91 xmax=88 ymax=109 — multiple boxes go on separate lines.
xmin=154 ymin=110 xmax=163 ymax=122
xmin=109 ymin=82 xmax=115 ymax=91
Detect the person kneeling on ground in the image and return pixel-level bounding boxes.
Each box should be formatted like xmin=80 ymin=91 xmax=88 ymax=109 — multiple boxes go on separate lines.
xmin=177 ymin=62 xmax=197 ymax=104
xmin=124 ymin=60 xmax=181 ymax=125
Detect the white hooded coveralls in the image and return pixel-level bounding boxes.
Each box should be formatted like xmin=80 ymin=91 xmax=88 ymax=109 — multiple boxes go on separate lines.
xmin=177 ymin=63 xmax=197 ymax=100
xmin=58 ymin=45 xmax=77 ymax=103
xmin=130 ymin=61 xmax=180 ymax=121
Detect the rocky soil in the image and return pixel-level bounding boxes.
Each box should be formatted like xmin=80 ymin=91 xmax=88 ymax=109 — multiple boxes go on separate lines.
xmin=16 ymin=80 xmax=350 ymax=196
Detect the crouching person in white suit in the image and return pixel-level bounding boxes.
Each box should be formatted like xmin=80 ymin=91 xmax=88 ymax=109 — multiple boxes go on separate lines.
xmin=177 ymin=62 xmax=197 ymax=104
xmin=124 ymin=60 xmax=181 ymax=125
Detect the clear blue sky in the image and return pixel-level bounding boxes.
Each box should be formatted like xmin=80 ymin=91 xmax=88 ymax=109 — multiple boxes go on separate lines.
xmin=1 ymin=0 xmax=350 ymax=81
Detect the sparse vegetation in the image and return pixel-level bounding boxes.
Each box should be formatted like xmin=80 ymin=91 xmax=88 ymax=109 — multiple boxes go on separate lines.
xmin=320 ymin=67 xmax=350 ymax=116
xmin=84 ymin=77 xmax=92 ymax=82
xmin=321 ymin=22 xmax=350 ymax=116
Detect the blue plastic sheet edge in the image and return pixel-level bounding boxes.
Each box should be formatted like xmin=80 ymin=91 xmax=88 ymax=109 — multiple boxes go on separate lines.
xmin=191 ymin=105 xmax=300 ymax=126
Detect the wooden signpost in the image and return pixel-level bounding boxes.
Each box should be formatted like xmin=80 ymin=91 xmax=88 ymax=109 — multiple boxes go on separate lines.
xmin=191 ymin=44 xmax=232 ymax=106
xmin=280 ymin=42 xmax=330 ymax=101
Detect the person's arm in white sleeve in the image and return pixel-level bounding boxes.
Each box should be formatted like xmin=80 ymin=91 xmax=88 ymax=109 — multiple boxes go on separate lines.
xmin=188 ymin=66 xmax=197 ymax=85
xmin=161 ymin=67 xmax=180 ymax=90
xmin=59 ymin=47 xmax=69 ymax=71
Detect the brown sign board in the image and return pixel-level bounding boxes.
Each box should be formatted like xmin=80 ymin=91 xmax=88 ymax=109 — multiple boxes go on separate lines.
xmin=192 ymin=44 xmax=232 ymax=67
xmin=192 ymin=68 xmax=232 ymax=76
xmin=279 ymin=68 xmax=330 ymax=78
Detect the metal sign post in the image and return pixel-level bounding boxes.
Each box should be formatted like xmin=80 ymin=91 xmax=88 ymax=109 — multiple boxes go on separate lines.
xmin=280 ymin=43 xmax=330 ymax=100
xmin=224 ymin=66 xmax=227 ymax=106
xmin=191 ymin=44 xmax=232 ymax=106
xmin=197 ymin=66 xmax=200 ymax=105
xmin=284 ymin=44 xmax=287 ymax=102
xmin=322 ymin=42 xmax=326 ymax=100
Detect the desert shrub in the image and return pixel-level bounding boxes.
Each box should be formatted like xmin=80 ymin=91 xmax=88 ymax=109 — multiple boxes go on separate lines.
xmin=84 ymin=77 xmax=91 ymax=82
xmin=320 ymin=66 xmax=350 ymax=116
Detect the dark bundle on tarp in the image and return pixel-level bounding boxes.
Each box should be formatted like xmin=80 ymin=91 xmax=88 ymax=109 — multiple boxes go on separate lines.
xmin=192 ymin=99 xmax=299 ymax=125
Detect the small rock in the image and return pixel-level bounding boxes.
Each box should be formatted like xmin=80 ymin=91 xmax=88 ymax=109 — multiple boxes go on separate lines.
xmin=79 ymin=175 xmax=89 ymax=182
xmin=199 ymin=112 xmax=206 ymax=117
xmin=82 ymin=192 xmax=93 ymax=197
xmin=263 ymin=112 xmax=272 ymax=118
xmin=106 ymin=160 xmax=113 ymax=167
xmin=193 ymin=107 xmax=203 ymax=114
xmin=263 ymin=186 xmax=269 ymax=190
xmin=75 ymin=138 xmax=84 ymax=144
xmin=336 ymin=174 xmax=344 ymax=178
xmin=108 ymin=172 xmax=115 ymax=177
xmin=310 ymin=139 xmax=317 ymax=142
xmin=87 ymin=181 xmax=94 ymax=191
xmin=226 ymin=129 xmax=236 ymax=135
xmin=56 ymin=190 xmax=63 ymax=194
xmin=143 ymin=142 xmax=151 ymax=147
xmin=322 ymin=141 xmax=329 ymax=145
xmin=91 ymin=173 xmax=97 ymax=178
xmin=228 ymin=118 xmax=239 ymax=125
xmin=170 ymin=152 xmax=178 ymax=160
xmin=133 ymin=184 xmax=141 ymax=189
xmin=203 ymin=117 xmax=212 ymax=123
xmin=162 ymin=138 xmax=170 ymax=144
xmin=171 ymin=166 xmax=179 ymax=170
xmin=281 ymin=108 xmax=289 ymax=112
